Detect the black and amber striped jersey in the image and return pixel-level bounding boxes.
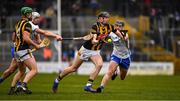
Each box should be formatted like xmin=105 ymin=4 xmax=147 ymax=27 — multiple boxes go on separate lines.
xmin=83 ymin=22 xmax=116 ymax=50
xmin=15 ymin=19 xmax=32 ymax=51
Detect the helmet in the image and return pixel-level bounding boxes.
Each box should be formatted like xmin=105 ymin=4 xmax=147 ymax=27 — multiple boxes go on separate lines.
xmin=98 ymin=11 xmax=110 ymax=18
xmin=32 ymin=12 xmax=40 ymax=19
xmin=115 ymin=20 xmax=124 ymax=27
xmin=21 ymin=7 xmax=33 ymax=15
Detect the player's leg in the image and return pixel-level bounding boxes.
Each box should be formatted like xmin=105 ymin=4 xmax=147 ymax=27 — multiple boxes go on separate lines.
xmin=8 ymin=63 xmax=25 ymax=95
xmin=111 ymin=68 xmax=118 ymax=80
xmin=16 ymin=56 xmax=38 ymax=94
xmin=119 ymin=68 xmax=128 ymax=80
xmin=119 ymin=57 xmax=131 ymax=80
xmin=84 ymin=54 xmax=103 ymax=92
xmin=52 ymin=54 xmax=83 ymax=93
xmin=96 ymin=61 xmax=118 ymax=93
xmin=0 ymin=58 xmax=18 ymax=83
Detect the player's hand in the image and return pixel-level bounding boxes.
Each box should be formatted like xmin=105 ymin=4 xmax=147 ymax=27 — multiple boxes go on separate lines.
xmin=124 ymin=35 xmax=128 ymax=41
xmin=56 ymin=35 xmax=62 ymax=41
xmin=98 ymin=34 xmax=108 ymax=40
xmin=35 ymin=44 xmax=41 ymax=50
xmin=92 ymin=34 xmax=99 ymax=44
xmin=92 ymin=39 xmax=99 ymax=44
xmin=119 ymin=30 xmax=128 ymax=41
xmin=37 ymin=39 xmax=42 ymax=44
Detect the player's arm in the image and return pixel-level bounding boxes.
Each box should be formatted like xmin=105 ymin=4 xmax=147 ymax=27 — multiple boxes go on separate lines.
xmin=23 ymin=23 xmax=40 ymax=49
xmin=35 ymin=34 xmax=42 ymax=44
xmin=35 ymin=28 xmax=62 ymax=41
xmin=90 ymin=24 xmax=99 ymax=44
xmin=111 ymin=25 xmax=127 ymax=40
xmin=23 ymin=31 xmax=40 ymax=49
xmin=115 ymin=30 xmax=125 ymax=40
xmin=92 ymin=33 xmax=99 ymax=44
xmin=126 ymin=33 xmax=130 ymax=48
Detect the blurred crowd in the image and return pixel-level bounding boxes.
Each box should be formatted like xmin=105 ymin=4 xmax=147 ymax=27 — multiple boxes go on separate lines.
xmin=0 ymin=0 xmax=179 ymax=29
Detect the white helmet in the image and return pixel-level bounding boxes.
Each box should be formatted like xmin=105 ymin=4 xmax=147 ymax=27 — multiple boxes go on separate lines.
xmin=32 ymin=12 xmax=40 ymax=19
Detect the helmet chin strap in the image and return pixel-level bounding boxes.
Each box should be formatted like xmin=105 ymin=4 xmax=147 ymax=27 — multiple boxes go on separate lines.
xmin=26 ymin=14 xmax=32 ymax=21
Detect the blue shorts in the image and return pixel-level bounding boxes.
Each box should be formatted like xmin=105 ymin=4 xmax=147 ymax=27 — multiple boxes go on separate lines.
xmin=111 ymin=55 xmax=131 ymax=70
xmin=11 ymin=46 xmax=15 ymax=58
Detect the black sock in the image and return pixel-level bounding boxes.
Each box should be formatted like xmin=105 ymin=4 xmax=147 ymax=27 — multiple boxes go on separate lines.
xmin=0 ymin=77 xmax=4 ymax=83
xmin=86 ymin=79 xmax=94 ymax=86
xmin=11 ymin=86 xmax=15 ymax=89
xmin=57 ymin=76 xmax=62 ymax=81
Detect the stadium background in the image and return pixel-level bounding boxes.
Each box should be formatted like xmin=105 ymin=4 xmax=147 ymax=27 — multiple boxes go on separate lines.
xmin=0 ymin=0 xmax=180 ymax=100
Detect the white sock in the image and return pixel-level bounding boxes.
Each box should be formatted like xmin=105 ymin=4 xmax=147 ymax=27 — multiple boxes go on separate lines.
xmin=86 ymin=83 xmax=92 ymax=86
xmin=55 ymin=78 xmax=59 ymax=83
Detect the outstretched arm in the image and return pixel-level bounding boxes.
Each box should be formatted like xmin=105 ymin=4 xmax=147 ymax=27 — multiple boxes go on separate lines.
xmin=35 ymin=28 xmax=62 ymax=41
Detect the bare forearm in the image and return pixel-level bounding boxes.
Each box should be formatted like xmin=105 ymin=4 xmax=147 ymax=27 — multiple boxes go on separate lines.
xmin=92 ymin=34 xmax=99 ymax=44
xmin=115 ymin=30 xmax=124 ymax=39
xmin=35 ymin=34 xmax=42 ymax=44
xmin=36 ymin=29 xmax=57 ymax=38
xmin=23 ymin=32 xmax=38 ymax=48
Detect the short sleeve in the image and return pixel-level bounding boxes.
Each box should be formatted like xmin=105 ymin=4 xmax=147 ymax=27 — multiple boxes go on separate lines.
xmin=30 ymin=22 xmax=39 ymax=32
xmin=24 ymin=23 xmax=32 ymax=33
xmin=111 ymin=25 xmax=117 ymax=33
xmin=90 ymin=24 xmax=97 ymax=34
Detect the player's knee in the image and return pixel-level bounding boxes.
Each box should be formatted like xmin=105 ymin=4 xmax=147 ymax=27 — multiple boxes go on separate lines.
xmin=31 ymin=68 xmax=38 ymax=75
xmin=107 ymin=71 xmax=113 ymax=76
xmin=96 ymin=63 xmax=103 ymax=69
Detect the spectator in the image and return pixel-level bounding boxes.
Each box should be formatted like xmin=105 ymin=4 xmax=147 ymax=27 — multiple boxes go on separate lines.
xmin=43 ymin=47 xmax=53 ymax=61
xmin=45 ymin=5 xmax=56 ymax=28
xmin=89 ymin=0 xmax=100 ymax=15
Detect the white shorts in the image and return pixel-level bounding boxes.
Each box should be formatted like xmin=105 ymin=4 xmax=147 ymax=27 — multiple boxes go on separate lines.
xmin=78 ymin=46 xmax=100 ymax=61
xmin=14 ymin=49 xmax=33 ymax=62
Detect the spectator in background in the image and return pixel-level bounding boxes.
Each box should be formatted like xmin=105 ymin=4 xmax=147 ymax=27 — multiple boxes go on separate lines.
xmin=71 ymin=0 xmax=81 ymax=33
xmin=89 ymin=0 xmax=100 ymax=15
xmin=150 ymin=8 xmax=156 ymax=30
xmin=174 ymin=11 xmax=180 ymax=28
xmin=43 ymin=47 xmax=53 ymax=61
xmin=168 ymin=12 xmax=174 ymax=29
xmin=25 ymin=0 xmax=35 ymax=7
xmin=0 ymin=7 xmax=7 ymax=28
xmin=67 ymin=44 xmax=76 ymax=66
xmin=156 ymin=8 xmax=163 ymax=29
xmin=45 ymin=5 xmax=56 ymax=28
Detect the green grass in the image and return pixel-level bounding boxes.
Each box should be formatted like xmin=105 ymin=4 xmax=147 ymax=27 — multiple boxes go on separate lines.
xmin=0 ymin=73 xmax=180 ymax=100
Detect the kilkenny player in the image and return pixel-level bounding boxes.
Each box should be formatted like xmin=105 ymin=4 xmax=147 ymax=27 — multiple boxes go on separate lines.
xmin=4 ymin=11 xmax=62 ymax=95
xmin=52 ymin=11 xmax=128 ymax=93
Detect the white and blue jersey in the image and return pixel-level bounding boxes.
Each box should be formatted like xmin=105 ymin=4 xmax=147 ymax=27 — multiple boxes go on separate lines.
xmin=109 ymin=32 xmax=131 ymax=69
xmin=29 ymin=21 xmax=39 ymax=37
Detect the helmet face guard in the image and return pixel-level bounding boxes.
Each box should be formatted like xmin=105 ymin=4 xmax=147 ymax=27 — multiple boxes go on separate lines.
xmin=32 ymin=12 xmax=40 ymax=20
xmin=97 ymin=11 xmax=110 ymax=24
xmin=98 ymin=11 xmax=110 ymax=18
xmin=115 ymin=20 xmax=125 ymax=27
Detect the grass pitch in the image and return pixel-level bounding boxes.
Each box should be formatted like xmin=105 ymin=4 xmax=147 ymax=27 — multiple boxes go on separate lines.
xmin=0 ymin=73 xmax=180 ymax=100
